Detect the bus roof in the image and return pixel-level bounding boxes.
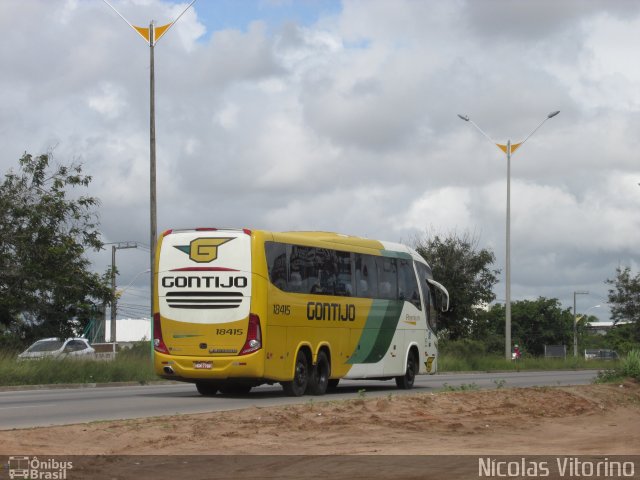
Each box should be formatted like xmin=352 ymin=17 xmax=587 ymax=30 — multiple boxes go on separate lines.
xmin=272 ymin=231 xmax=425 ymax=263
xmin=162 ymin=228 xmax=427 ymax=263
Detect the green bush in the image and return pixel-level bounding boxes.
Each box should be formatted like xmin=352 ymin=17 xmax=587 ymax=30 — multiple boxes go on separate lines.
xmin=117 ymin=341 xmax=152 ymax=361
xmin=594 ymin=349 xmax=640 ymax=383
xmin=439 ymin=338 xmax=487 ymax=358
xmin=621 ymin=349 xmax=640 ymax=380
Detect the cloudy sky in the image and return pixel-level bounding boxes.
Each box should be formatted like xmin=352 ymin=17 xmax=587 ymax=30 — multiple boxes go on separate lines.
xmin=2 ymin=0 xmax=639 ymax=321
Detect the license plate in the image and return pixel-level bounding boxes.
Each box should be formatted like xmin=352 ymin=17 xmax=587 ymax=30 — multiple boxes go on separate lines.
xmin=194 ymin=361 xmax=212 ymax=370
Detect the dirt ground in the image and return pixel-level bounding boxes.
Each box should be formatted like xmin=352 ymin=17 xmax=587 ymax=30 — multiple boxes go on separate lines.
xmin=2 ymin=381 xmax=639 ymax=479
xmin=1 ymin=380 xmax=639 ymax=457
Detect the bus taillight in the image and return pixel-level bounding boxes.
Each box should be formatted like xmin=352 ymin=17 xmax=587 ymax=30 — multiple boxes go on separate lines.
xmin=240 ymin=314 xmax=262 ymax=355
xmin=153 ymin=313 xmax=170 ymax=354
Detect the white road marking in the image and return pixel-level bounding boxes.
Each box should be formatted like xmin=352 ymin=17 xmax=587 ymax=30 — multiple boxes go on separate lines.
xmin=0 ymin=403 xmax=56 ymax=410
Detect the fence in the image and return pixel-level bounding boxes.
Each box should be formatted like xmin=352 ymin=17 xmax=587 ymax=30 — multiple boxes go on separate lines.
xmin=544 ymin=345 xmax=567 ymax=359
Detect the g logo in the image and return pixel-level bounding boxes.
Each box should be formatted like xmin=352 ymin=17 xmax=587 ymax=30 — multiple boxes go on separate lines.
xmin=188 ymin=237 xmax=232 ymax=263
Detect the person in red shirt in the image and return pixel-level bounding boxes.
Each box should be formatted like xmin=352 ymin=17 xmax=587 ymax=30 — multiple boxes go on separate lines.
xmin=513 ymin=344 xmax=521 ymax=360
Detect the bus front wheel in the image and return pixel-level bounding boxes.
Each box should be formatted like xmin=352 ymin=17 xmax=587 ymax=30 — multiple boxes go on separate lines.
xmin=395 ymin=350 xmax=417 ymax=389
xmin=282 ymin=350 xmax=309 ymax=397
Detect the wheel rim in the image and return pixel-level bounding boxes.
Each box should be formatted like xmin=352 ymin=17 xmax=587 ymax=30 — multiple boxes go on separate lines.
xmin=319 ymin=365 xmax=328 ymax=384
xmin=295 ymin=360 xmax=307 ymax=387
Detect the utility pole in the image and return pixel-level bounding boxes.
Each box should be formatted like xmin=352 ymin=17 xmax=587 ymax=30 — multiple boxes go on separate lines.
xmin=110 ymin=242 xmax=139 ymax=346
xmin=573 ymin=291 xmax=589 ymax=357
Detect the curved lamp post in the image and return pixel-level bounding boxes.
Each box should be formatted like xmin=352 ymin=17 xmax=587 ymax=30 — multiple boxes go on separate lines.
xmin=103 ymin=0 xmax=196 ymax=353
xmin=458 ymin=111 xmax=560 ymax=360
xmin=574 ymin=301 xmax=600 ymax=358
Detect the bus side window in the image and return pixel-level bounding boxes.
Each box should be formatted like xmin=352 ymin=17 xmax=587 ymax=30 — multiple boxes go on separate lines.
xmin=289 ymin=245 xmax=316 ymax=294
xmin=355 ymin=254 xmax=378 ymax=298
xmin=428 ymin=285 xmax=438 ymax=331
xmin=398 ymin=259 xmax=421 ymax=310
xmin=376 ymin=257 xmax=397 ymax=300
xmin=313 ymin=248 xmax=336 ymax=295
xmin=265 ymin=242 xmax=289 ymax=291
xmin=415 ymin=262 xmax=437 ymax=330
xmin=336 ymin=251 xmax=353 ymax=296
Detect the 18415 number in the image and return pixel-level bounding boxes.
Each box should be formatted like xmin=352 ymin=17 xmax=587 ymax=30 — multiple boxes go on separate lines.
xmin=216 ymin=328 xmax=243 ymax=335
xmin=273 ymin=304 xmax=291 ymax=315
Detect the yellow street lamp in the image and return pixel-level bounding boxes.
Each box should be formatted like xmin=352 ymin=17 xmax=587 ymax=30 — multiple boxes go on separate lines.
xmin=103 ymin=0 xmax=196 ymax=351
xmin=458 ymin=111 xmax=560 ymax=360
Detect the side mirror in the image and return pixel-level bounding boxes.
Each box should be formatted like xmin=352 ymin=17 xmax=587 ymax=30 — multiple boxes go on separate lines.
xmin=427 ymin=279 xmax=449 ymax=312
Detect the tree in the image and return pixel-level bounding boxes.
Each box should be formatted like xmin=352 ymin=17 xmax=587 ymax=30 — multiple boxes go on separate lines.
xmin=475 ymin=297 xmax=578 ymax=356
xmin=599 ymin=323 xmax=640 ymax=355
xmin=0 ymin=153 xmax=111 ymax=344
xmin=606 ymin=266 xmax=640 ymax=342
xmin=414 ymin=231 xmax=500 ymax=340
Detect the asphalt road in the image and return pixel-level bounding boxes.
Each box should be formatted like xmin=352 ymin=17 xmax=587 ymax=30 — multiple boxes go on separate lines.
xmin=0 ymin=370 xmax=599 ymax=430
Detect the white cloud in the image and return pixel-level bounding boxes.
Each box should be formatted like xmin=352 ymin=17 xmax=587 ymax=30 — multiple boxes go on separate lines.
xmin=87 ymin=83 xmax=127 ymax=119
xmin=401 ymin=187 xmax=473 ymax=233
xmin=1 ymin=0 xmax=640 ymax=319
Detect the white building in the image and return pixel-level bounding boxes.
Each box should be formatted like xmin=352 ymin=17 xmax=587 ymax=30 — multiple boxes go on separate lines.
xmin=104 ymin=318 xmax=151 ymax=342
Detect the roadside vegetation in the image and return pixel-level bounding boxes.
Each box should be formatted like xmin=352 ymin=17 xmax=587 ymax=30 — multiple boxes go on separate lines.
xmin=0 ymin=342 xmax=155 ymax=387
xmin=439 ymin=352 xmax=620 ymax=372
xmin=595 ymin=349 xmax=640 ymax=383
xmin=0 ymin=339 xmax=629 ymax=387
xmin=439 ymin=337 xmax=624 ymax=372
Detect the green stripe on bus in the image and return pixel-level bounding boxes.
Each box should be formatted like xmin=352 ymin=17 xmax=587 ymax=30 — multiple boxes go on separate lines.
xmin=347 ymin=299 xmax=404 ymax=364
xmin=362 ymin=300 xmax=404 ymax=363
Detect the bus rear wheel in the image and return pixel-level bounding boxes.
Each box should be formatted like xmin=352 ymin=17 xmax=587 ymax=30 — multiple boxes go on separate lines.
xmin=282 ymin=350 xmax=309 ymax=397
xmin=395 ymin=350 xmax=418 ymax=389
xmin=307 ymin=350 xmax=330 ymax=396
xmin=195 ymin=381 xmax=220 ymax=396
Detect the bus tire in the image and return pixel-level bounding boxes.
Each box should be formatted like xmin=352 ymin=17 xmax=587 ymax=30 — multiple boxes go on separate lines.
xmin=395 ymin=350 xmax=418 ymax=389
xmin=195 ymin=381 xmax=220 ymax=396
xmin=282 ymin=349 xmax=309 ymax=397
xmin=307 ymin=350 xmax=330 ymax=396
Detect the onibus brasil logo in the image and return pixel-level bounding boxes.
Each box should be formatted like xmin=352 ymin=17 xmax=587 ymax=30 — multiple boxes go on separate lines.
xmin=6 ymin=456 xmax=73 ymax=479
xmin=174 ymin=237 xmax=233 ymax=263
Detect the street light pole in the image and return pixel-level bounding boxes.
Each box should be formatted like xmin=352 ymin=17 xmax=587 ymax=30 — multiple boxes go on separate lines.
xmin=505 ymin=139 xmax=512 ymax=360
xmin=458 ymin=111 xmax=560 ymax=360
xmin=103 ymin=1 xmax=196 ymax=348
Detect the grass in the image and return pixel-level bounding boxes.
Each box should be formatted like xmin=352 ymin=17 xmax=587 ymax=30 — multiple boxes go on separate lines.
xmin=595 ymin=349 xmax=640 ymax=383
xmin=441 ymin=382 xmax=479 ymax=392
xmin=439 ymin=353 xmax=620 ymax=372
xmin=0 ymin=344 xmax=632 ymax=387
xmin=0 ymin=344 xmax=156 ymax=387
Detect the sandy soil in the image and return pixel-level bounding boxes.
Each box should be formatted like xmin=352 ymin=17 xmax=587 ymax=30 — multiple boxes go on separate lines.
xmin=1 ymin=381 xmax=638 ymax=479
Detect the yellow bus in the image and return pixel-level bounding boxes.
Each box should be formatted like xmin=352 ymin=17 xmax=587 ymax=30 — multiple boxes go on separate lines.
xmin=153 ymin=228 xmax=449 ymax=396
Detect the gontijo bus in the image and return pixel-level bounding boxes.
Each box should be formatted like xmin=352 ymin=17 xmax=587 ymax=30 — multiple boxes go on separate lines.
xmin=153 ymin=228 xmax=449 ymax=396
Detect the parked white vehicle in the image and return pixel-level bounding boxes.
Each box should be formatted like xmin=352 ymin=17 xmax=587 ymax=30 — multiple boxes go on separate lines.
xmin=18 ymin=338 xmax=95 ymax=360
